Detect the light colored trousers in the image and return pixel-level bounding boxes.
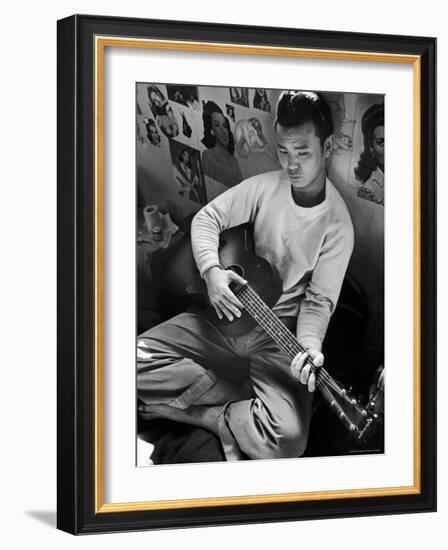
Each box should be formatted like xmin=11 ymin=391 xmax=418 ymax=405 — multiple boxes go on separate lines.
xmin=137 ymin=312 xmax=313 ymax=461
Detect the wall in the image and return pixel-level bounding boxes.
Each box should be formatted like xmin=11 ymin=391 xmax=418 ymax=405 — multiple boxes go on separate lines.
xmin=0 ymin=1 xmax=445 ymax=549
xmin=137 ymin=83 xmax=281 ymax=221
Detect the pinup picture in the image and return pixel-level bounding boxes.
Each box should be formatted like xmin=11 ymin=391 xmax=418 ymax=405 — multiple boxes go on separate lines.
xmin=354 ymin=103 xmax=385 ymax=205
xmin=229 ymin=86 xmax=249 ymax=107
xmin=201 ymin=100 xmax=243 ymax=187
xmin=253 ymin=88 xmax=272 ymax=112
xmin=225 ymin=104 xmax=235 ymax=122
xmin=234 ymin=117 xmax=280 ymax=178
xmin=147 ymin=84 xmax=179 ymax=139
xmin=142 ymin=118 xmax=161 ymax=147
xmin=169 ymin=140 xmax=207 ymax=205
xmin=166 ymin=84 xmax=201 ymax=110
xmin=136 ymin=83 xmax=385 ymax=466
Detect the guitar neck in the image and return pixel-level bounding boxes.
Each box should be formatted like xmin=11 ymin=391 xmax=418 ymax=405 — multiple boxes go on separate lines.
xmin=235 ymin=284 xmax=312 ymax=364
xmin=234 ymin=283 xmax=340 ymax=398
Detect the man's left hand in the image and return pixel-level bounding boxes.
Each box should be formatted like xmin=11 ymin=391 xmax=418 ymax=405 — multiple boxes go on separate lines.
xmin=290 ymin=349 xmax=324 ymax=393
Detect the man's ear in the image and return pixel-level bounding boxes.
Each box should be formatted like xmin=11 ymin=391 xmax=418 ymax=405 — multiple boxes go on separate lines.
xmin=324 ymin=135 xmax=333 ymax=158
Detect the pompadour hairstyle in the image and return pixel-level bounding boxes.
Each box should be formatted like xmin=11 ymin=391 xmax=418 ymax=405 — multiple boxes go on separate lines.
xmin=275 ymin=91 xmax=334 ymax=146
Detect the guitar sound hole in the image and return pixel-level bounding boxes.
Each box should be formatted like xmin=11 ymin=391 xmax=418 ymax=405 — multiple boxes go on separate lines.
xmin=228 ymin=264 xmax=245 ymax=278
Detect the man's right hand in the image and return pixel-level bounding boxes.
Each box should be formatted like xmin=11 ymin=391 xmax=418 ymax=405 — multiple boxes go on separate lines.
xmin=203 ymin=266 xmax=247 ymax=321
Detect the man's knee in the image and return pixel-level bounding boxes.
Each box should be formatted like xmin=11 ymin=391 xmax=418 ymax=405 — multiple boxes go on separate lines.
xmin=270 ymin=421 xmax=308 ymax=458
xmin=278 ymin=432 xmax=308 ymax=458
xmin=254 ymin=405 xmax=309 ymax=459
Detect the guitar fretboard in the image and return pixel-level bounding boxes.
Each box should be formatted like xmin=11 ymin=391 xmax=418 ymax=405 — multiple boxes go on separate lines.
xmin=234 ymin=283 xmax=335 ymax=392
xmin=235 ymin=284 xmax=310 ymax=361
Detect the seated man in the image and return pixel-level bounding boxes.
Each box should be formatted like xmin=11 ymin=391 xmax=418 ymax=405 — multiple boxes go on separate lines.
xmin=137 ymin=91 xmax=354 ymax=461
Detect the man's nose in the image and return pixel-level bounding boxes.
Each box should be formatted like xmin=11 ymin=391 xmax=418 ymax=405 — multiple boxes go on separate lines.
xmin=288 ymin=156 xmax=300 ymax=171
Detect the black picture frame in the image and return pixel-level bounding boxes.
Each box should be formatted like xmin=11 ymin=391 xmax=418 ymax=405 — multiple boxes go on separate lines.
xmin=57 ymin=14 xmax=436 ymax=534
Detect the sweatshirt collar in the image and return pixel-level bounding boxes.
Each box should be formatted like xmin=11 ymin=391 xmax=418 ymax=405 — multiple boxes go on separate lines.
xmin=280 ymin=172 xmax=332 ymax=215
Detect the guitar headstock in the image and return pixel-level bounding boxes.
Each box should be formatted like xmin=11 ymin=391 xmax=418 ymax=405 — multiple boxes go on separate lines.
xmin=317 ymin=374 xmax=383 ymax=446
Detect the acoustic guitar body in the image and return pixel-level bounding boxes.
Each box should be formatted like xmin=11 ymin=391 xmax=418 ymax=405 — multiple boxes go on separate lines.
xmin=162 ymin=224 xmax=283 ymax=336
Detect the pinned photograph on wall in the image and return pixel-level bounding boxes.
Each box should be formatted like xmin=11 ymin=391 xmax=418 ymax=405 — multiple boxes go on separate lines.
xmin=354 ymin=103 xmax=385 ymax=205
xmin=166 ymin=84 xmax=201 ymax=110
xmin=225 ymin=104 xmax=235 ymax=122
xmin=201 ymin=100 xmax=243 ymax=187
xmin=141 ymin=117 xmax=161 ymax=147
xmin=234 ymin=117 xmax=280 ymax=178
xmin=169 ymin=140 xmax=207 ymax=206
xmin=253 ymin=88 xmax=272 ymax=112
xmin=147 ymin=84 xmax=179 ymax=139
xmin=229 ymin=87 xmax=249 ymax=107
xmin=325 ymin=92 xmax=356 ymax=155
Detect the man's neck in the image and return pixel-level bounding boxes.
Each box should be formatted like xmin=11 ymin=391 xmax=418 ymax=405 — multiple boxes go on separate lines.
xmin=290 ymin=174 xmax=327 ymax=207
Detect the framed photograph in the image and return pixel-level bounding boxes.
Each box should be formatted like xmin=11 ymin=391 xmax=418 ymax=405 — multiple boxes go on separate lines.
xmin=57 ymin=15 xmax=436 ymax=534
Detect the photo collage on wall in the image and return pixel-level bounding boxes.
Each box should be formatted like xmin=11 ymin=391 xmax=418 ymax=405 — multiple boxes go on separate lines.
xmin=136 ymin=83 xmax=284 ymax=211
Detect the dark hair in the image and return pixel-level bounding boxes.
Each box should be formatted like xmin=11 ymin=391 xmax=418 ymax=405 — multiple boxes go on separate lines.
xmin=201 ymin=101 xmax=235 ymax=154
xmin=147 ymin=85 xmax=167 ymax=117
xmin=354 ymin=103 xmax=384 ymax=183
xmin=274 ymin=91 xmax=334 ymax=146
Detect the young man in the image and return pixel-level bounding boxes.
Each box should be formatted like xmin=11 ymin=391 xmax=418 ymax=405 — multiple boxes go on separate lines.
xmin=137 ymin=91 xmax=354 ymax=460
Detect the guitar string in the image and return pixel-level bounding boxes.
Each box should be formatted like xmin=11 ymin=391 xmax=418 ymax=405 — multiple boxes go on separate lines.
xmin=239 ymin=287 xmax=345 ymax=397
xmin=235 ymin=284 xmax=345 ymax=397
xmin=239 ymin=285 xmax=349 ymax=398
xmin=220 ymin=261 xmax=341 ymax=393
xmin=239 ymin=292 xmax=342 ymax=397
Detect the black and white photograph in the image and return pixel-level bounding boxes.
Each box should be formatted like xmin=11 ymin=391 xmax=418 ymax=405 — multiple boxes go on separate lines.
xmin=147 ymin=84 xmax=180 ymax=139
xmin=225 ymin=103 xmax=235 ymax=122
xmin=169 ymin=140 xmax=207 ymax=205
xmin=253 ymin=88 xmax=272 ymax=112
xmin=166 ymin=83 xmax=201 ymax=110
xmin=136 ymin=84 xmax=385 ymax=466
xmin=229 ymin=86 xmax=249 ymax=107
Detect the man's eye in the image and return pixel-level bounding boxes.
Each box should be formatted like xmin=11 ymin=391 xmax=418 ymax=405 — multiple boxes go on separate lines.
xmin=297 ymin=152 xmax=309 ymax=157
xmin=278 ymin=150 xmax=287 ymax=155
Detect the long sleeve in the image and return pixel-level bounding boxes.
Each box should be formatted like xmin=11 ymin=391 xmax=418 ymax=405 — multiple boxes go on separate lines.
xmin=191 ymin=176 xmax=262 ymax=277
xmin=296 ymin=221 xmax=354 ymax=351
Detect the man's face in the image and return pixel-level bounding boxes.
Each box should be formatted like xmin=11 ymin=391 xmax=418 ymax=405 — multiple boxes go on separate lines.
xmin=276 ymin=122 xmax=329 ymax=189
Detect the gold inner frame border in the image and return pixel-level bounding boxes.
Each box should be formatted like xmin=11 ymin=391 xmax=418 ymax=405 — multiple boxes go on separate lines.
xmin=94 ymin=36 xmax=421 ymax=513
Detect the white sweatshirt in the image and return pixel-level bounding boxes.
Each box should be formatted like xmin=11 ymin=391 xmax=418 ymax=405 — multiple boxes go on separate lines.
xmin=191 ymin=169 xmax=354 ymax=351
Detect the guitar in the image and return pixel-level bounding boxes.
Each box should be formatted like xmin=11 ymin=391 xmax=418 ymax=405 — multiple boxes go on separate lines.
xmin=162 ymin=224 xmax=383 ymax=446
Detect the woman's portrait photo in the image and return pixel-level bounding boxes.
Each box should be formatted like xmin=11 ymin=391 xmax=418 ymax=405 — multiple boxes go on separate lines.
xmin=170 ymin=141 xmax=207 ymax=205
xmin=147 ymin=84 xmax=179 ymax=139
xmin=225 ymin=104 xmax=235 ymax=122
xmin=354 ymin=103 xmax=385 ymax=205
xmin=201 ymin=100 xmax=243 ymax=187
xmin=142 ymin=117 xmax=161 ymax=147
xmin=253 ymin=88 xmax=272 ymax=112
